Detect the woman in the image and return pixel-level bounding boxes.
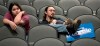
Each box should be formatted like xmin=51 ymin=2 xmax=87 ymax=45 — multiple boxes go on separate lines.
xmin=3 ymin=2 xmax=30 ymax=35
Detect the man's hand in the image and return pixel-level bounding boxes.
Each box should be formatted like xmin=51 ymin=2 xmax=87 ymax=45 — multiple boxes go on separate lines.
xmin=50 ymin=19 xmax=57 ymax=24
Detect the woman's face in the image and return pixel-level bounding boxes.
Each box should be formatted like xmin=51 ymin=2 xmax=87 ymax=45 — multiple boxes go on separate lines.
xmin=12 ymin=5 xmax=21 ymax=16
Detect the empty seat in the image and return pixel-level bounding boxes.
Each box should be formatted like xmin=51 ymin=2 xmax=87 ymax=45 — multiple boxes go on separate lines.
xmin=39 ymin=6 xmax=64 ymax=22
xmin=14 ymin=26 xmax=26 ymax=40
xmin=28 ymin=25 xmax=57 ymax=46
xmin=54 ymin=15 xmax=67 ymax=21
xmin=0 ymin=5 xmax=8 ymax=16
xmin=67 ymin=6 xmax=92 ymax=19
xmin=0 ymin=38 xmax=28 ymax=46
xmin=78 ymin=0 xmax=87 ymax=5
xmin=3 ymin=0 xmax=9 ymax=6
xmin=33 ymin=0 xmax=55 ymax=13
xmin=85 ymin=0 xmax=100 ymax=15
xmin=96 ymin=8 xmax=100 ymax=19
xmin=0 ymin=26 xmax=14 ymax=41
xmin=0 ymin=0 xmax=5 ymax=6
xmin=53 ymin=6 xmax=64 ymax=15
xmin=21 ymin=5 xmax=37 ymax=17
xmin=33 ymin=38 xmax=65 ymax=46
xmin=95 ymin=28 xmax=100 ymax=42
xmin=28 ymin=0 xmax=35 ymax=5
xmin=53 ymin=0 xmax=60 ymax=5
xmin=76 ymin=15 xmax=100 ymax=31
xmin=71 ymin=38 xmax=100 ymax=46
xmin=58 ymin=0 xmax=80 ymax=15
xmin=0 ymin=15 xmax=4 ymax=27
xmin=59 ymin=34 xmax=67 ymax=43
xmin=29 ymin=15 xmax=39 ymax=29
xmin=7 ymin=0 xmax=30 ymax=8
xmin=0 ymin=26 xmax=26 ymax=41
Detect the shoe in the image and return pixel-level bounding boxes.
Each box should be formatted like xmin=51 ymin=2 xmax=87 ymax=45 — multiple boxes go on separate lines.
xmin=66 ymin=25 xmax=74 ymax=35
xmin=66 ymin=19 xmax=81 ymax=35
xmin=73 ymin=20 xmax=81 ymax=31
xmin=73 ymin=32 xmax=79 ymax=36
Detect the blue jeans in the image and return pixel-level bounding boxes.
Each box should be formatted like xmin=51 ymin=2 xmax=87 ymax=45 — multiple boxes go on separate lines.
xmin=49 ymin=24 xmax=69 ymax=34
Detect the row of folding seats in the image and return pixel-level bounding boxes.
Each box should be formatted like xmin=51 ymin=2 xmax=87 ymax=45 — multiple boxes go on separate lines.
xmin=1 ymin=4 xmax=100 ymax=27
xmin=71 ymin=38 xmax=100 ymax=46
xmin=0 ymin=37 xmax=66 ymax=46
xmin=0 ymin=0 xmax=100 ymax=46
xmin=1 ymin=13 xmax=100 ymax=31
xmin=1 ymin=0 xmax=100 ymax=16
xmin=0 ymin=24 xmax=100 ymax=46
xmin=0 ymin=14 xmax=100 ymax=35
xmin=1 ymin=4 xmax=100 ymax=20
xmin=1 ymin=0 xmax=100 ymax=15
xmin=0 ymin=37 xmax=100 ymax=46
xmin=0 ymin=14 xmax=65 ymax=45
xmin=0 ymin=24 xmax=58 ymax=46
xmin=0 ymin=5 xmax=100 ymax=29
xmin=1 ymin=0 xmax=97 ymax=6
xmin=0 ymin=38 xmax=28 ymax=46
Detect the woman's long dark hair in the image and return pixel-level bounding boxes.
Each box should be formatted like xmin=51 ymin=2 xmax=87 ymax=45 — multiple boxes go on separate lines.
xmin=9 ymin=2 xmax=23 ymax=16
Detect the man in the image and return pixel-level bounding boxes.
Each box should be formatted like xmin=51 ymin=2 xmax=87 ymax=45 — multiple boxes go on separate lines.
xmin=42 ymin=5 xmax=81 ymax=35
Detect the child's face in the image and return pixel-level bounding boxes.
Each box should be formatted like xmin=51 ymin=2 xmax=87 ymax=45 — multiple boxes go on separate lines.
xmin=12 ymin=5 xmax=21 ymax=16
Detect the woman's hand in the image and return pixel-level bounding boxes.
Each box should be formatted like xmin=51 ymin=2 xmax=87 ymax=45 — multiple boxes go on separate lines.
xmin=20 ymin=11 xmax=25 ymax=14
xmin=14 ymin=11 xmax=25 ymax=25
xmin=17 ymin=11 xmax=25 ymax=16
xmin=9 ymin=21 xmax=17 ymax=30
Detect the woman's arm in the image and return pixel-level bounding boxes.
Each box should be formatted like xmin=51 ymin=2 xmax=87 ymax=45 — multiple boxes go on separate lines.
xmin=3 ymin=18 xmax=12 ymax=25
xmin=3 ymin=18 xmax=17 ymax=30
xmin=14 ymin=11 xmax=25 ymax=25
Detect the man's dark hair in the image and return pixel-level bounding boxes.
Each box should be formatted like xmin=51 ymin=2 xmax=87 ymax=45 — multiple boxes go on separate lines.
xmin=43 ymin=5 xmax=54 ymax=21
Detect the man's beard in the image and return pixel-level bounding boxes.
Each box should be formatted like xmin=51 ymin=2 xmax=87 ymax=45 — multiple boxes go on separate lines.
xmin=49 ymin=15 xmax=54 ymax=19
xmin=49 ymin=13 xmax=55 ymax=19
